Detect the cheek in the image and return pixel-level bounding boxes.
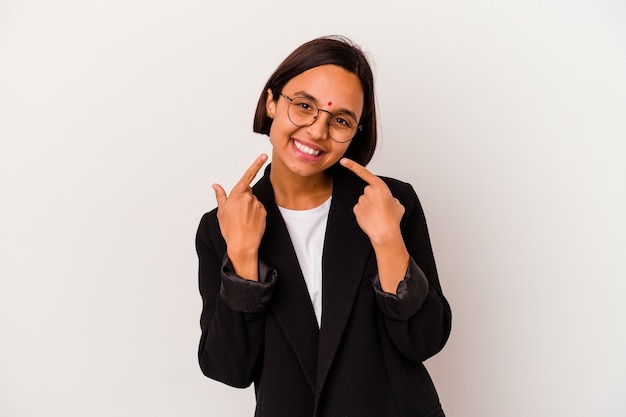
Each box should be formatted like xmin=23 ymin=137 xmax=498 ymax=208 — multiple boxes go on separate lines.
xmin=269 ymin=114 xmax=296 ymax=137
xmin=330 ymin=143 xmax=351 ymax=159
xmin=267 ymin=119 xmax=283 ymax=142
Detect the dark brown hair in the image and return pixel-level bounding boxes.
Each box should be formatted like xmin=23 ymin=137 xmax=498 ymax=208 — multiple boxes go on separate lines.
xmin=253 ymin=35 xmax=377 ymax=166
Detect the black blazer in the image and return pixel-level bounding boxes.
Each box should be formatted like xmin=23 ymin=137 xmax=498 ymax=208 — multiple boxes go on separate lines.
xmin=196 ymin=164 xmax=451 ymax=417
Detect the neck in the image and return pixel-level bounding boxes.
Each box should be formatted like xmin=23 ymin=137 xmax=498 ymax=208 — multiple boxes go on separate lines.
xmin=269 ymin=165 xmax=333 ymax=210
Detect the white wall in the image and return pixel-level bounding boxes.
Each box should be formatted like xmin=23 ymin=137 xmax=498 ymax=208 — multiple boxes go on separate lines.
xmin=1 ymin=1 xmax=624 ymax=416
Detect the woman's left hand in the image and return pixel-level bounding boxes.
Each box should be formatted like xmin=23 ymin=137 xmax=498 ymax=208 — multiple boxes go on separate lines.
xmin=340 ymin=158 xmax=405 ymax=245
xmin=340 ymin=158 xmax=410 ymax=294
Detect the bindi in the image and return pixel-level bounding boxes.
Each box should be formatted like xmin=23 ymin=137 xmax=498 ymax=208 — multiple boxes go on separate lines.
xmin=328 ymin=101 xmax=332 ymax=106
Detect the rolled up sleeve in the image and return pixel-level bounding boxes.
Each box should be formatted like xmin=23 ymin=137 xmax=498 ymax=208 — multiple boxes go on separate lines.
xmin=220 ymin=254 xmax=277 ymax=314
xmin=372 ymin=257 xmax=429 ymax=321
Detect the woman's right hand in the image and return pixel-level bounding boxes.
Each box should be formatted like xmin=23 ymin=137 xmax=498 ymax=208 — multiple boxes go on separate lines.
xmin=212 ymin=154 xmax=268 ymax=281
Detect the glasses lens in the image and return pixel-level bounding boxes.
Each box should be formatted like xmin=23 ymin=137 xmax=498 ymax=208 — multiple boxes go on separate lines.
xmin=328 ymin=113 xmax=358 ymax=143
xmin=288 ymin=97 xmax=318 ymax=127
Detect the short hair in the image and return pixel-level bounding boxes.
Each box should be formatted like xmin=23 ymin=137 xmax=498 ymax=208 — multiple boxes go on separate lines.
xmin=253 ymin=35 xmax=377 ymax=166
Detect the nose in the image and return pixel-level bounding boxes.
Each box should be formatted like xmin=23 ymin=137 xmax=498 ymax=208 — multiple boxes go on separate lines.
xmin=305 ymin=109 xmax=332 ymax=140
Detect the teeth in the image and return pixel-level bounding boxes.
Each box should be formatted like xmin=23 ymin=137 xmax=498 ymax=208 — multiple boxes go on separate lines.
xmin=294 ymin=140 xmax=321 ymax=156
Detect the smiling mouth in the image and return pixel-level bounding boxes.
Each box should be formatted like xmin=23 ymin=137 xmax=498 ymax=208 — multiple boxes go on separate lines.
xmin=293 ymin=139 xmax=322 ymax=156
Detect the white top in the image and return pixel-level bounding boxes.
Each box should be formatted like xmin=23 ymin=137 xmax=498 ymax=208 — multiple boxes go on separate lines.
xmin=278 ymin=197 xmax=331 ymax=328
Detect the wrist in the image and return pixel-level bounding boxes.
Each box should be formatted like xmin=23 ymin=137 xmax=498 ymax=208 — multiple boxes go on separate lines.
xmin=369 ymin=227 xmax=404 ymax=249
xmin=227 ymin=249 xmax=259 ymax=281
xmin=372 ymin=235 xmax=410 ymax=295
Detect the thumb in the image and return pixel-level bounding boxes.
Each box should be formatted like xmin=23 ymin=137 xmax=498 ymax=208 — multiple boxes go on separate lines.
xmin=212 ymin=183 xmax=227 ymax=207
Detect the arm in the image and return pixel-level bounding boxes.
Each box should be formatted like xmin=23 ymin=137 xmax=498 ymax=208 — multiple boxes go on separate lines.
xmin=197 ymin=154 xmax=276 ymax=387
xmin=196 ymin=211 xmax=276 ymax=387
xmin=373 ymin=182 xmax=452 ymax=363
xmin=340 ymin=158 xmax=451 ymax=363
xmin=339 ymin=158 xmax=409 ymax=294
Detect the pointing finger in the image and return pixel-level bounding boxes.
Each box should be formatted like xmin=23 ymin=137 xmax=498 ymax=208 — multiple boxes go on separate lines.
xmin=233 ymin=154 xmax=268 ymax=192
xmin=340 ymin=158 xmax=381 ymax=185
xmin=212 ymin=183 xmax=227 ymax=207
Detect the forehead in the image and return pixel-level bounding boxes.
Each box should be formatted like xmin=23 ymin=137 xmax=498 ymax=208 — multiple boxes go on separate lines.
xmin=283 ymin=64 xmax=364 ymax=113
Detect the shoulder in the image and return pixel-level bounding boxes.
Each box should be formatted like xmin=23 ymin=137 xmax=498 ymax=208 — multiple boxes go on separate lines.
xmin=379 ymin=175 xmax=413 ymax=192
xmin=196 ymin=208 xmax=225 ymax=254
xmin=197 ymin=208 xmax=218 ymax=233
xmin=380 ymin=176 xmax=420 ymax=204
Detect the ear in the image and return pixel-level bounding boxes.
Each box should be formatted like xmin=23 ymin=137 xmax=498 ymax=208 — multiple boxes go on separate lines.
xmin=265 ymin=88 xmax=276 ymax=119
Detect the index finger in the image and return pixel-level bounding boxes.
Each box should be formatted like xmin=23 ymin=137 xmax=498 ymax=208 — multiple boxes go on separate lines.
xmin=233 ymin=154 xmax=268 ymax=191
xmin=340 ymin=158 xmax=381 ymax=185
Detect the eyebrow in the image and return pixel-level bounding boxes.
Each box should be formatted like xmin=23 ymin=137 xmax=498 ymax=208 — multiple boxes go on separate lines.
xmin=291 ymin=90 xmax=360 ymax=122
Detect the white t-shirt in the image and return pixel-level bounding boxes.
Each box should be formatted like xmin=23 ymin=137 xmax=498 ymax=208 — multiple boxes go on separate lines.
xmin=278 ymin=197 xmax=331 ymax=328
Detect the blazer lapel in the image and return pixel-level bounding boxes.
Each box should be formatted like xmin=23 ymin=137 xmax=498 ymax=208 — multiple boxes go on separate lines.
xmin=253 ymin=167 xmax=320 ymax=392
xmin=315 ymin=167 xmax=373 ymax=400
xmin=252 ymin=165 xmax=373 ymax=399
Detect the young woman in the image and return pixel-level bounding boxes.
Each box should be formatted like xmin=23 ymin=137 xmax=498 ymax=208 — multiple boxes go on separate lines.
xmin=196 ymin=35 xmax=452 ymax=417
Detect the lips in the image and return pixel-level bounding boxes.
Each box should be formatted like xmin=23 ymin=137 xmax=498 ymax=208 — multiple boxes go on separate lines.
xmin=292 ymin=139 xmax=324 ymax=157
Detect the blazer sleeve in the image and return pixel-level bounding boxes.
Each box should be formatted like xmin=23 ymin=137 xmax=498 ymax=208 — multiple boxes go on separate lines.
xmin=196 ymin=210 xmax=277 ymax=388
xmin=372 ymin=180 xmax=452 ymax=363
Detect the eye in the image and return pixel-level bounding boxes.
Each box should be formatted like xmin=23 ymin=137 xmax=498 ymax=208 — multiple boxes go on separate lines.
xmin=292 ymin=98 xmax=316 ymax=114
xmin=332 ymin=114 xmax=355 ymax=129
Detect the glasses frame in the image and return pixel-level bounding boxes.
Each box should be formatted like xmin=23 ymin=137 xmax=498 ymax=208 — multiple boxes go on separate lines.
xmin=279 ymin=93 xmax=361 ymax=143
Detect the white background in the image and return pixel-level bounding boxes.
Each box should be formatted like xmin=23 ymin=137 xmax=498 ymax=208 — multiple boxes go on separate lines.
xmin=1 ymin=1 xmax=625 ymax=416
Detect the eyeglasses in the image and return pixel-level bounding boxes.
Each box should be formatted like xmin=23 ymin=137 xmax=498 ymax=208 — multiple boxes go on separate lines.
xmin=280 ymin=93 xmax=361 ymax=143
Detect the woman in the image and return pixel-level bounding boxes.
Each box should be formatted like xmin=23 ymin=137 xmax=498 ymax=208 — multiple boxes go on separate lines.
xmin=196 ymin=35 xmax=451 ymax=417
